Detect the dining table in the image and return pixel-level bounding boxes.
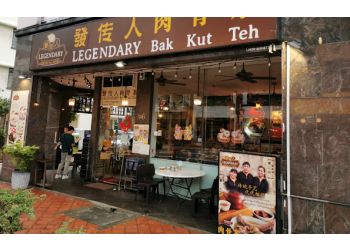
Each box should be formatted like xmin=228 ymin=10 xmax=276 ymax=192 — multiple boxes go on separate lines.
xmin=155 ymin=167 xmax=206 ymax=200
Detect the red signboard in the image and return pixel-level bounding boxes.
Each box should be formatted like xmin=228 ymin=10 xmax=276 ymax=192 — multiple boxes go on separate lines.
xmin=30 ymin=17 xmax=278 ymax=70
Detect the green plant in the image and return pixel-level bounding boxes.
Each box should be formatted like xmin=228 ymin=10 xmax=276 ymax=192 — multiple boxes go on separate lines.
xmin=3 ymin=143 xmax=39 ymax=172
xmin=0 ymin=97 xmax=10 ymax=118
xmin=0 ymin=189 xmax=35 ymax=233
xmin=0 ymin=128 xmax=5 ymax=148
xmin=55 ymin=221 xmax=85 ymax=234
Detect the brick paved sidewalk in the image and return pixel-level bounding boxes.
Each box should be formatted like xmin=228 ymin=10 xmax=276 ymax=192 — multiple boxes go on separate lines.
xmin=0 ymin=182 xmax=207 ymax=234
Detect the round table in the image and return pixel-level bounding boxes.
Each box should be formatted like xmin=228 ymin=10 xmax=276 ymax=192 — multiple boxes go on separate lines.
xmin=156 ymin=168 xmax=205 ymax=200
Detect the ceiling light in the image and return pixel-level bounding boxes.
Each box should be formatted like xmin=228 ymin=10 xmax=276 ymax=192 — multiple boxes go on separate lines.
xmin=121 ymin=98 xmax=129 ymax=106
xmin=233 ymin=61 xmax=237 ymax=70
xmin=33 ymin=102 xmax=39 ymax=106
xmin=194 ymin=67 xmax=202 ymax=106
xmin=194 ymin=96 xmax=202 ymax=106
xmin=188 ymin=69 xmax=192 ymax=79
xmin=174 ymin=68 xmax=178 ymax=78
xmin=61 ymin=108 xmax=65 ymax=111
xmin=218 ymin=63 xmax=222 ymax=73
xmin=115 ymin=61 xmax=126 ymax=68
xmin=18 ymin=75 xmax=26 ymax=79
xmin=68 ymin=98 xmax=75 ymax=107
xmin=163 ymin=106 xmax=169 ymax=111
xmin=255 ymin=103 xmax=262 ymax=109
xmin=85 ymin=107 xmax=90 ymax=112
xmin=318 ymin=36 xmax=323 ymax=45
xmin=158 ymin=113 xmax=163 ymax=118
xmin=151 ymin=70 xmax=155 ymax=76
xmin=229 ymin=106 xmax=235 ymax=111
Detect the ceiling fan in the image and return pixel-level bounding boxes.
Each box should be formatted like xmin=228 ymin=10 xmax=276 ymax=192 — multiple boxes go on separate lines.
xmin=218 ymin=63 xmax=276 ymax=83
xmin=156 ymin=71 xmax=186 ymax=86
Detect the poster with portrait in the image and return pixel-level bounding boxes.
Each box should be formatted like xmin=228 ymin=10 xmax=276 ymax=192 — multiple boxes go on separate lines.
xmin=218 ymin=151 xmax=278 ymax=234
xmin=7 ymin=90 xmax=30 ymax=145
xmin=132 ymin=124 xmax=150 ymax=155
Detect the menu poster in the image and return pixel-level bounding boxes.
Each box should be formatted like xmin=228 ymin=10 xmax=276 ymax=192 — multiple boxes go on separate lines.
xmin=133 ymin=124 xmax=149 ymax=144
xmin=218 ymin=151 xmax=278 ymax=234
xmin=132 ymin=124 xmax=150 ymax=155
xmin=7 ymin=90 xmax=30 ymax=145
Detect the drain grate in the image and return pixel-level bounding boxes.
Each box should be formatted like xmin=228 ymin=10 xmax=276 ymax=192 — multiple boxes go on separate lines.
xmin=65 ymin=206 xmax=139 ymax=228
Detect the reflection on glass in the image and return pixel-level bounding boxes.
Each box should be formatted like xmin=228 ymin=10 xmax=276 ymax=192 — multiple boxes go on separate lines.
xmin=154 ymin=59 xmax=282 ymax=164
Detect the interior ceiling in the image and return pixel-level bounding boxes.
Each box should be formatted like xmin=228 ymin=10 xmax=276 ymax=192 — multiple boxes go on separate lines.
xmin=49 ymin=56 xmax=281 ymax=96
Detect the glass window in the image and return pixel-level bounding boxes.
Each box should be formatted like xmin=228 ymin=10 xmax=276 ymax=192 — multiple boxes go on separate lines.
xmin=153 ymin=57 xmax=282 ymax=164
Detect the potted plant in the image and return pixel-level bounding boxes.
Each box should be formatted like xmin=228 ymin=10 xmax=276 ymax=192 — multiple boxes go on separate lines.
xmin=3 ymin=142 xmax=39 ymax=189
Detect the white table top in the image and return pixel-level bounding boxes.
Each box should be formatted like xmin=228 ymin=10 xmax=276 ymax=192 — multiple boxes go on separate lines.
xmin=155 ymin=168 xmax=206 ymax=178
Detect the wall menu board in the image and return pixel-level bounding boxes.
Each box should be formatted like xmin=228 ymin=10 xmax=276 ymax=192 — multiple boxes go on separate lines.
xmin=7 ymin=90 xmax=30 ymax=145
xmin=218 ymin=151 xmax=279 ymax=234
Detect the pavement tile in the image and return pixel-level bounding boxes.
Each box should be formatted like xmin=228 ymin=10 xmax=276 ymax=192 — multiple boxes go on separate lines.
xmin=1 ymin=181 xmax=207 ymax=235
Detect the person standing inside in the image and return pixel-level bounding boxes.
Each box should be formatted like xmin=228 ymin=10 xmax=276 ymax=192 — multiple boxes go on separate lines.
xmin=237 ymin=161 xmax=254 ymax=193
xmin=55 ymin=126 xmax=75 ymax=180
xmin=225 ymin=168 xmax=239 ymax=192
xmin=253 ymin=165 xmax=269 ymax=195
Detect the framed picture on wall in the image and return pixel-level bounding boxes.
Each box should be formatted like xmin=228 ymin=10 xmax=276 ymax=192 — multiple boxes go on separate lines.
xmin=218 ymin=151 xmax=281 ymax=234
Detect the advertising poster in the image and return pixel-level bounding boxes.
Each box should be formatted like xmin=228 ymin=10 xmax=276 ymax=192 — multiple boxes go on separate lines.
xmin=132 ymin=124 xmax=150 ymax=155
xmin=7 ymin=90 xmax=30 ymax=145
xmin=218 ymin=151 xmax=278 ymax=234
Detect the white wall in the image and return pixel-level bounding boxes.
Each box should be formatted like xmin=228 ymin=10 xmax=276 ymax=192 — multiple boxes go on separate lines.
xmin=0 ymin=67 xmax=11 ymax=99
xmin=16 ymin=17 xmax=40 ymax=29
xmin=0 ymin=22 xmax=16 ymax=68
xmin=0 ymin=18 xmax=17 ymax=100
xmin=0 ymin=17 xmax=17 ymax=28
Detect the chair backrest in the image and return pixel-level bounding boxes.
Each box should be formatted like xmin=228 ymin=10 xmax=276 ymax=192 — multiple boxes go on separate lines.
xmin=136 ymin=164 xmax=155 ymax=182
xmin=211 ymin=176 xmax=219 ymax=197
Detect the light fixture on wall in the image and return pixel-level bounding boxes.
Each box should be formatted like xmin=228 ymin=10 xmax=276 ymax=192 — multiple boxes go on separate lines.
xmin=121 ymin=75 xmax=129 ymax=106
xmin=115 ymin=61 xmax=127 ymax=68
xmin=218 ymin=63 xmax=222 ymax=73
xmin=174 ymin=68 xmax=178 ymax=78
xmin=233 ymin=60 xmax=237 ymax=70
xmin=18 ymin=74 xmax=31 ymax=80
xmin=68 ymin=98 xmax=75 ymax=107
xmin=193 ymin=67 xmax=202 ymax=106
xmin=33 ymin=79 xmax=42 ymax=107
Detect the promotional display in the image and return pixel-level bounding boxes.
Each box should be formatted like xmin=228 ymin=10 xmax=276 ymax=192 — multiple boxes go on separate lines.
xmin=7 ymin=90 xmax=30 ymax=145
xmin=132 ymin=124 xmax=150 ymax=155
xmin=218 ymin=151 xmax=278 ymax=234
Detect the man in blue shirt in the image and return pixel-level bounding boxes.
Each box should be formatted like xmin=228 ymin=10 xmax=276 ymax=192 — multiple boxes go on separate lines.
xmin=55 ymin=126 xmax=75 ymax=180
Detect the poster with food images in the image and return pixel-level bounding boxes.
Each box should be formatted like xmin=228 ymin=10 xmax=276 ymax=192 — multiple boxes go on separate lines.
xmin=7 ymin=90 xmax=30 ymax=145
xmin=132 ymin=124 xmax=150 ymax=155
xmin=218 ymin=151 xmax=277 ymax=234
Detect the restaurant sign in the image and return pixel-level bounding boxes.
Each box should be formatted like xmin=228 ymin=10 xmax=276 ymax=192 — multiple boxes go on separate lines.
xmin=30 ymin=17 xmax=278 ymax=70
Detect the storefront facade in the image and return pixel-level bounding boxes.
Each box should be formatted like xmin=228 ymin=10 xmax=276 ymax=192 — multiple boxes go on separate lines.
xmin=2 ymin=17 xmax=350 ymax=233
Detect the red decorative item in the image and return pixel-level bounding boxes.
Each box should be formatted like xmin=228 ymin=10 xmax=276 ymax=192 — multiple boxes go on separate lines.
xmin=120 ymin=115 xmax=132 ymax=132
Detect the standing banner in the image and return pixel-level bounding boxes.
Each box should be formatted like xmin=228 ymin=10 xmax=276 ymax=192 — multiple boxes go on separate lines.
xmin=218 ymin=151 xmax=279 ymax=234
xmin=7 ymin=90 xmax=30 ymax=145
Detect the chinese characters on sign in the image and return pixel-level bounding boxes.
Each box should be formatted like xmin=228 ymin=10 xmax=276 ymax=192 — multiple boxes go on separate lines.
xmin=30 ymin=17 xmax=278 ymax=69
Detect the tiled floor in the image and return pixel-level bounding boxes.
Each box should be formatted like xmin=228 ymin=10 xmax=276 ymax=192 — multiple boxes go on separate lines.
xmin=49 ymin=176 xmax=217 ymax=233
xmin=0 ymin=182 xmax=207 ymax=234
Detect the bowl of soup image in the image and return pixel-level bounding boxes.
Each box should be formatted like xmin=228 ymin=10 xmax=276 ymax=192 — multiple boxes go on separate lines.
xmin=253 ymin=209 xmax=275 ymax=222
xmin=219 ymin=200 xmax=231 ymax=212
